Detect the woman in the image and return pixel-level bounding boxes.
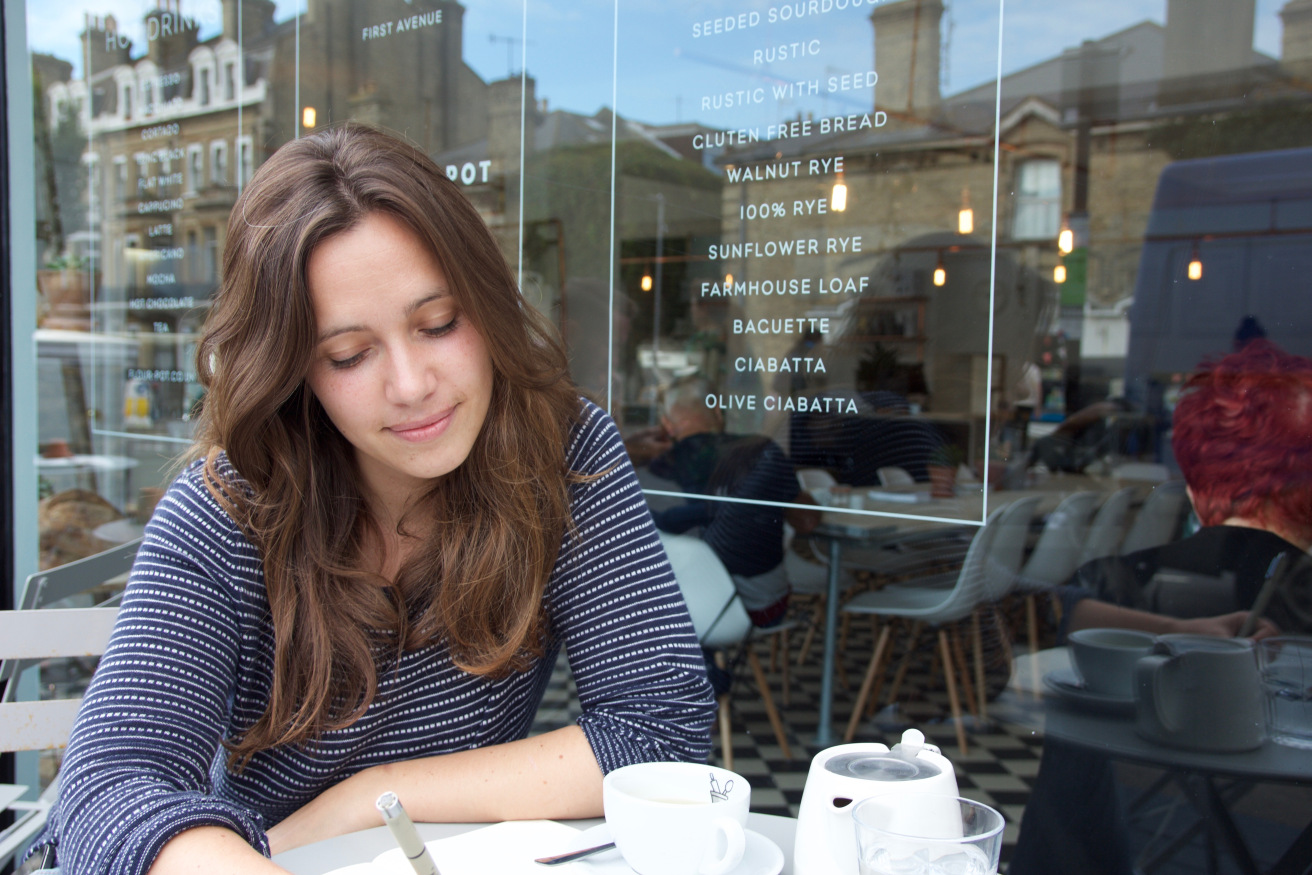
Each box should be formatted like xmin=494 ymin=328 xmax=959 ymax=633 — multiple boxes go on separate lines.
xmin=38 ymin=123 xmax=715 ymax=875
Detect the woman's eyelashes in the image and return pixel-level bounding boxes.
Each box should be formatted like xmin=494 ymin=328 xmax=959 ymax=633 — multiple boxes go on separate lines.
xmin=324 ymin=316 xmax=460 ymax=370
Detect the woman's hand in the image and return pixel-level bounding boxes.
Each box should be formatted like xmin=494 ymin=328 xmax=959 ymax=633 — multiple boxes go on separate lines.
xmin=266 ymin=726 xmax=603 ymax=855
xmin=1168 ymin=611 xmax=1281 ymax=640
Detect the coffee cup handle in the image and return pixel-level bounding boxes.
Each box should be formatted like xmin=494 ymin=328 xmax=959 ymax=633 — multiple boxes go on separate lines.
xmin=698 ymin=817 xmax=746 ymax=875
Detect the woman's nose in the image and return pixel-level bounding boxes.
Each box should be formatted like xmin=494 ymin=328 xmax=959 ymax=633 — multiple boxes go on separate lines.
xmin=385 ymin=343 xmax=435 ymax=404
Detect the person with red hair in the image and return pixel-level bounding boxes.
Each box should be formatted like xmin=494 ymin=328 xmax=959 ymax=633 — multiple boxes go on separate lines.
xmin=1012 ymin=339 xmax=1312 ymax=875
xmin=1063 ymin=338 xmax=1312 ymax=637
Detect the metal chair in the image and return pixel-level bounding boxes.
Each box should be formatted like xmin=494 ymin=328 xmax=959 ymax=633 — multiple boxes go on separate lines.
xmin=660 ymin=533 xmax=793 ymax=770
xmin=1 ymin=538 xmax=140 ymax=870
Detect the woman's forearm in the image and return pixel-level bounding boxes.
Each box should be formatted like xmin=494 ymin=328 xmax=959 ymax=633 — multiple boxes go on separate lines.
xmin=148 ymin=826 xmax=289 ymax=874
xmin=266 ymin=725 xmax=603 ymax=855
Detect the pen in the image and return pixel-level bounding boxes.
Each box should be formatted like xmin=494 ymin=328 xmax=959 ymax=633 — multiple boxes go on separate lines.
xmin=376 ymin=791 xmax=439 ymax=875
xmin=1237 ymin=552 xmax=1287 ymax=639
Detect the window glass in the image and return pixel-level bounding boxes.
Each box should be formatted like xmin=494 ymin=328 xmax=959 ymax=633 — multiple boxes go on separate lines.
xmin=14 ymin=1 xmax=1312 ymax=866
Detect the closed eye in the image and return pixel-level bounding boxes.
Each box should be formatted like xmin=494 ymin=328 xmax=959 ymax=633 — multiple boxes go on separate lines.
xmin=328 ymin=350 xmax=367 ymax=370
xmin=422 ymin=315 xmax=459 ymax=339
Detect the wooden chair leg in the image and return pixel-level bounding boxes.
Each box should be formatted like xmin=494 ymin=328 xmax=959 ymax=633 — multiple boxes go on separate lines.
xmin=884 ymin=621 xmax=923 ymax=706
xmin=938 ymin=628 xmax=969 ymax=755
xmin=718 ymin=693 xmax=734 ymax=771
xmin=776 ymin=627 xmax=787 ymax=708
xmin=1026 ymin=593 xmax=1040 ymax=656
xmin=973 ymin=611 xmax=988 ymax=725
xmin=844 ymin=623 xmax=892 ymax=742
xmin=746 ymin=649 xmax=793 ymax=759
xmin=797 ymin=594 xmax=824 ymax=668
xmin=951 ymin=626 xmax=978 ymax=718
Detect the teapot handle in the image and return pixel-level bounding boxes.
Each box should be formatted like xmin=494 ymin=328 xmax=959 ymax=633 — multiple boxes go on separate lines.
xmin=1136 ymin=654 xmax=1182 ymax=734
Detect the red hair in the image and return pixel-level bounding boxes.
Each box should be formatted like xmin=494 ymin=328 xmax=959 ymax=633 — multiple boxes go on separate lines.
xmin=1172 ymin=340 xmax=1312 ymax=545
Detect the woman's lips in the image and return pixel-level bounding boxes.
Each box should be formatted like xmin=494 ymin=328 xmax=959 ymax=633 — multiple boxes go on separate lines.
xmin=387 ymin=408 xmax=454 ymax=442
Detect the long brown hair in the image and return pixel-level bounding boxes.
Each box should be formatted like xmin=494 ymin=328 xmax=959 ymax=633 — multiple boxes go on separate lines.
xmin=191 ymin=123 xmax=581 ymax=765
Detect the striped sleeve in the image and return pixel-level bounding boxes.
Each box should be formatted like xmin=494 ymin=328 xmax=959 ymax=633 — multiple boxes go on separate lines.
xmin=553 ymin=402 xmax=717 ymax=771
xmin=48 ymin=470 xmax=271 ymax=875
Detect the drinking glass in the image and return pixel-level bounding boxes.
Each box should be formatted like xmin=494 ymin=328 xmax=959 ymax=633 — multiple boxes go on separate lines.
xmin=852 ymin=795 xmax=1004 ymax=875
xmin=1258 ymin=636 xmax=1312 ymax=750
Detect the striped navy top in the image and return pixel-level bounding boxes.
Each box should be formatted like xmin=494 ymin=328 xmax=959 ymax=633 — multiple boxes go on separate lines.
xmin=43 ymin=401 xmax=715 ymax=875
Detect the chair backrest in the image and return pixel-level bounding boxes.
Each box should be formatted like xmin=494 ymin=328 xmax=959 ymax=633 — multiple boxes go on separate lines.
xmin=1079 ymin=487 xmax=1134 ymax=565
xmin=980 ymin=496 xmax=1043 ymax=601
xmin=19 ymin=537 xmax=142 ymax=610
xmin=1018 ymin=491 xmax=1100 ymax=589
xmin=0 ymin=607 xmax=119 ymax=752
xmin=1119 ymin=480 xmax=1189 ymax=555
xmin=796 ymin=468 xmax=837 ymax=491
xmin=659 ymin=532 xmax=752 ymax=648
xmin=904 ymin=506 xmax=1010 ymax=623
xmin=3 ymin=538 xmax=140 ymax=699
xmin=877 ymin=466 xmax=915 ymax=487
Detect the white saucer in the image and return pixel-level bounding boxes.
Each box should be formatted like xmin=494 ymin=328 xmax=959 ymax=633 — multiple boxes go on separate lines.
xmin=1043 ymin=668 xmax=1136 ymax=716
xmin=581 ymin=827 xmax=783 ymax=875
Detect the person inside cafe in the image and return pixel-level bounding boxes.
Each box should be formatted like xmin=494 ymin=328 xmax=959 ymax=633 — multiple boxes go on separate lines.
xmin=28 ymin=124 xmax=717 ymax=875
xmin=1010 ymin=338 xmax=1311 ymax=875
xmin=624 ymin=379 xmax=820 ymax=631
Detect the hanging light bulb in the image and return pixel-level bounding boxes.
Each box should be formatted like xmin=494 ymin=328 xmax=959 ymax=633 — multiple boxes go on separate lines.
xmin=1054 ymin=263 xmax=1067 ymax=284
xmin=302 ymin=106 xmax=317 ymax=129
xmin=724 ymin=273 xmax=733 ymax=286
xmin=831 ymin=174 xmax=848 ymax=212
xmin=933 ymin=255 xmax=946 ymax=287
xmin=958 ymin=188 xmax=973 ymax=235
xmin=1188 ymin=244 xmax=1203 ymax=281
xmin=641 ymin=273 xmax=653 ymax=292
xmin=1058 ymin=226 xmax=1074 ymax=255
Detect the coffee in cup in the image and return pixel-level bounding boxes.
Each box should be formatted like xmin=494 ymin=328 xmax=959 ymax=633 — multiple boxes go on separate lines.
xmin=602 ymin=762 xmax=750 ymax=875
xmin=1068 ymin=628 xmax=1155 ymax=698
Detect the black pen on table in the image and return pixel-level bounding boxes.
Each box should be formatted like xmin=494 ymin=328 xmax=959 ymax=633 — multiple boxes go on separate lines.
xmin=376 ymin=791 xmax=439 ymax=875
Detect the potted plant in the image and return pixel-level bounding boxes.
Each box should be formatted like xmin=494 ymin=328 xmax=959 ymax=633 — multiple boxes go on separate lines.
xmin=927 ymin=443 xmax=966 ymax=498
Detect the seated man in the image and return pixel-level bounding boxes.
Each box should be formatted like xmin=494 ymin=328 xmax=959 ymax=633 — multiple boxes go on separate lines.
xmin=626 ymin=381 xmax=818 ymax=627
xmin=1011 ymin=339 xmax=1312 ymax=875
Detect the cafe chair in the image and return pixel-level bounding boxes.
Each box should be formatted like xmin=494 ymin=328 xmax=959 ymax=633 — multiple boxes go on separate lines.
xmin=876 ymin=466 xmax=915 ymax=487
xmin=795 ymin=468 xmax=837 ymax=492
xmin=1078 ymin=487 xmax=1134 ymax=565
xmin=1 ymin=607 xmax=121 ymax=869
xmin=839 ymin=498 xmax=1038 ymax=753
xmin=1118 ymin=480 xmax=1188 ymax=556
xmin=660 ymin=533 xmax=793 ymax=770
xmin=1 ymin=538 xmax=140 ymax=870
xmin=1015 ymin=491 xmax=1100 ymax=654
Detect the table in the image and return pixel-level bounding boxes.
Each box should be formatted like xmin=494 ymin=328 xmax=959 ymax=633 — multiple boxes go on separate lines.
xmin=997 ymin=648 xmax=1312 ymax=875
xmin=808 ymin=484 xmax=1084 ymax=745
xmin=272 ymin=812 xmax=798 ymax=874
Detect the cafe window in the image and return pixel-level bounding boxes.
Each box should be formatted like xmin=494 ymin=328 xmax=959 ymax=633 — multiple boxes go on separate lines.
xmin=1012 ymin=159 xmax=1062 ymax=240
xmin=236 ymin=136 xmax=254 ymax=187
xmin=187 ymin=144 xmax=203 ymax=193
xmin=210 ymin=140 xmax=228 ymax=186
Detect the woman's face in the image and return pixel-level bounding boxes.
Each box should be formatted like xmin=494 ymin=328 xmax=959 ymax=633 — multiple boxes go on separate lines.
xmin=304 ymin=212 xmax=494 ymax=515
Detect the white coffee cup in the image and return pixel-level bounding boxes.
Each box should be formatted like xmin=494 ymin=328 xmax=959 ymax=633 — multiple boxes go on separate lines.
xmin=602 ymin=762 xmax=750 ymax=875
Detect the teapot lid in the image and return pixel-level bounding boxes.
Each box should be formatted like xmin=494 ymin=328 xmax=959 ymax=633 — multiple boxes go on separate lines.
xmin=822 ymin=729 xmax=943 ymax=783
xmin=823 ymin=751 xmax=942 ymax=782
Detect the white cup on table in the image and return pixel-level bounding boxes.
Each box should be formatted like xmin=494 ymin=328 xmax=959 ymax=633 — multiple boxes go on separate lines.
xmin=602 ymin=762 xmax=750 ymax=875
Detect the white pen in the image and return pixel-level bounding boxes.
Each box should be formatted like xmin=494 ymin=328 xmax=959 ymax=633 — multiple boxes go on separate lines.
xmin=376 ymin=791 xmax=439 ymax=875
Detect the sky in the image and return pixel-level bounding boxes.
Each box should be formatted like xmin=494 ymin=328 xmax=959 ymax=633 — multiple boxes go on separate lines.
xmin=27 ymin=0 xmax=1290 ymax=125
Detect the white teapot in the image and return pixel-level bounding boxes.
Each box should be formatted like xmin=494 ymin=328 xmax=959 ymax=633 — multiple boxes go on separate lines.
xmin=793 ymin=729 xmax=959 ymax=875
